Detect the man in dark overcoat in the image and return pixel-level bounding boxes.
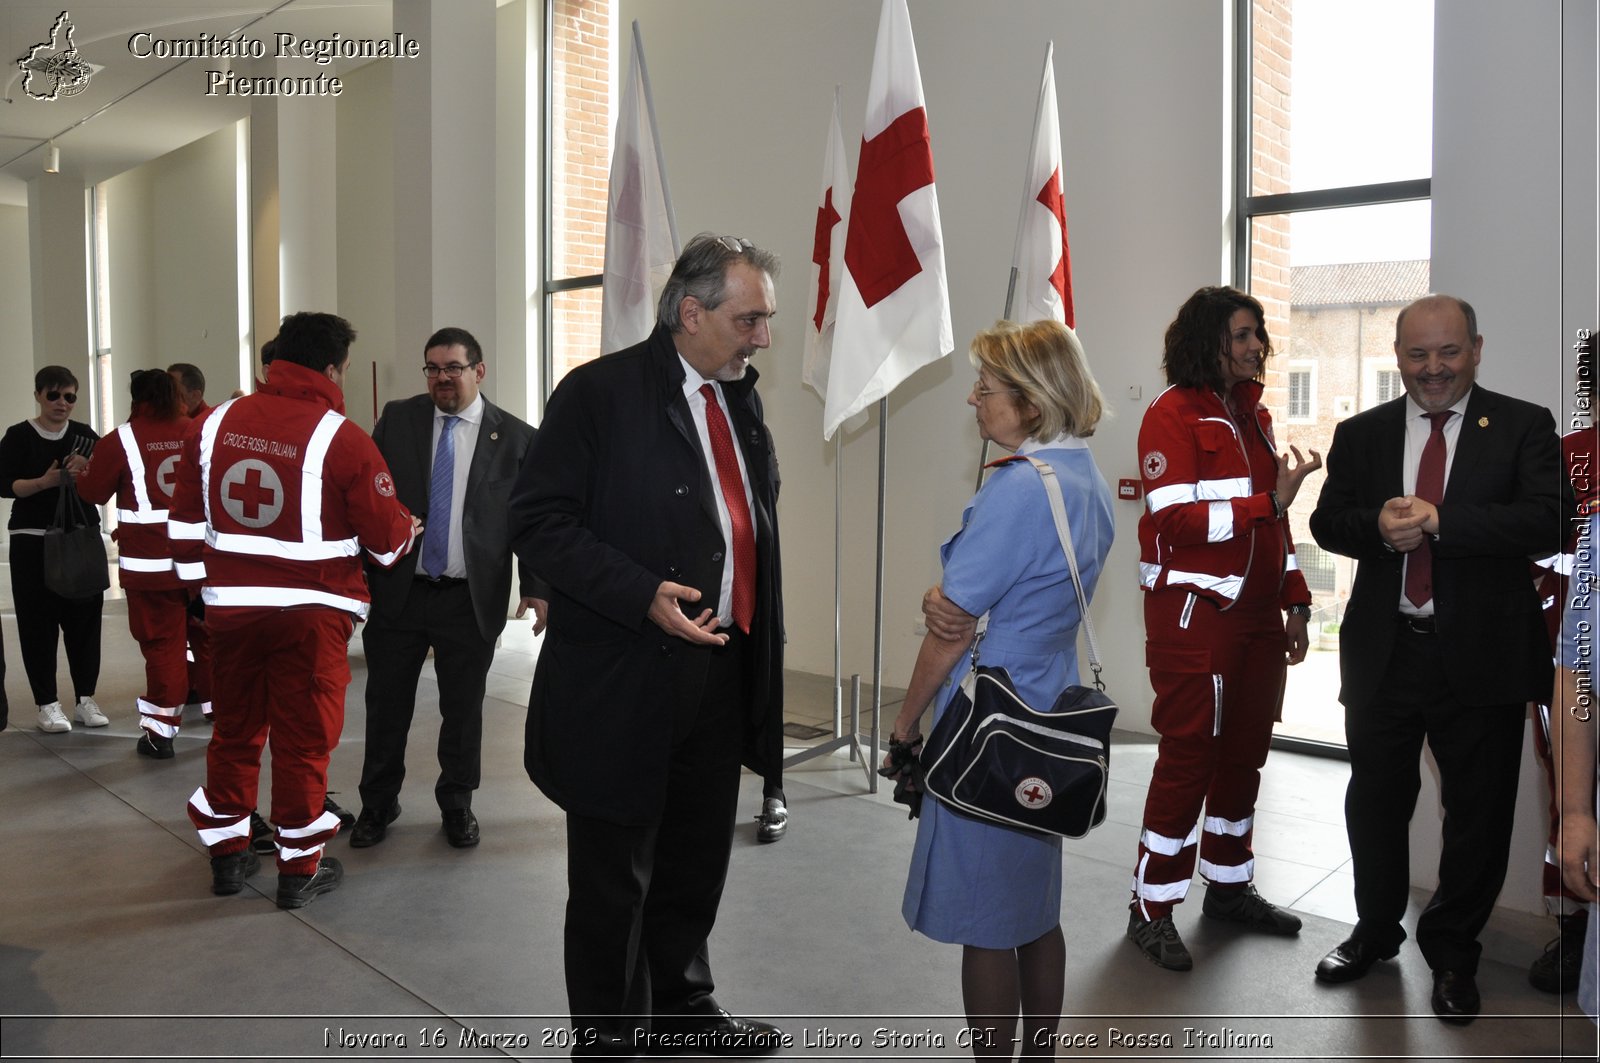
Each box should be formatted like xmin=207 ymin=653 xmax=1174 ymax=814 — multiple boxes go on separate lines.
xmin=509 ymin=234 xmax=785 ymax=1059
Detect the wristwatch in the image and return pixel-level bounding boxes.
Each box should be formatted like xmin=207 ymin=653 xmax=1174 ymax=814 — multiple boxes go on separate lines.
xmin=1287 ymin=604 xmax=1312 ymax=620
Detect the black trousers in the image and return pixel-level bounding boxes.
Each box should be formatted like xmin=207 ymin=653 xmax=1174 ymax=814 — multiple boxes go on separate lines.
xmin=564 ymin=631 xmax=748 ymax=1041
xmin=358 ymin=579 xmax=496 ymax=812
xmin=1343 ymin=622 xmax=1526 ymax=973
xmin=9 ymin=535 xmax=100 ymax=707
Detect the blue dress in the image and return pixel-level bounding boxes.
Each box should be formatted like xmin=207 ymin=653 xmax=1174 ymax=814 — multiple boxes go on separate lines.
xmin=902 ymin=437 xmax=1116 ymax=948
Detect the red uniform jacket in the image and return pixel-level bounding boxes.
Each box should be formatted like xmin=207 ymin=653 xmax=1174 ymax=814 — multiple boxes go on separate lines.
xmin=167 ymin=361 xmax=415 ymax=621
xmin=1137 ymin=380 xmax=1310 ymax=610
xmin=77 ymin=409 xmax=190 ymax=592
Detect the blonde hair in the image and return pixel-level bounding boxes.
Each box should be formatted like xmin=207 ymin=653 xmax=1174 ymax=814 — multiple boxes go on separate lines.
xmin=969 ymin=319 xmax=1105 ymax=440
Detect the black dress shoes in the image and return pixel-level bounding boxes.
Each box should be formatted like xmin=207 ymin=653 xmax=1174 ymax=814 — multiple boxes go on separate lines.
xmin=442 ymin=808 xmax=480 ymax=848
xmin=1431 ymin=968 xmax=1480 ymax=1024
xmin=349 ymin=803 xmax=400 ymax=848
xmin=1315 ymin=938 xmax=1399 ymax=983
xmin=649 ymin=1009 xmax=783 ymax=1056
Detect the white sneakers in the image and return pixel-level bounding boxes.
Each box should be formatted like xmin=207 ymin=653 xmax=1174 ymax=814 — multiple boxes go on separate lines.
xmin=36 ymin=702 xmax=70 ymax=733
xmin=75 ymin=697 xmax=108 ymax=728
xmin=35 ymin=698 xmax=109 ymax=732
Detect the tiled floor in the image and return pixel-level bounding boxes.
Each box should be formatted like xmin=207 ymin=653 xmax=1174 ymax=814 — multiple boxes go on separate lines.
xmin=0 ymin=582 xmax=1596 ymax=1061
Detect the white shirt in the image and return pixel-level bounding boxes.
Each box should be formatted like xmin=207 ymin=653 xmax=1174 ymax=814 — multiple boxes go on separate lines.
xmin=678 ymin=355 xmax=757 ymax=629
xmin=1398 ymin=388 xmax=1471 ymax=615
xmin=428 ymin=393 xmax=483 ymax=580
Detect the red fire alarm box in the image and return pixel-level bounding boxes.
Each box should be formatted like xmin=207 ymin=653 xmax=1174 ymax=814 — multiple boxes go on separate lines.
xmin=1117 ymin=478 xmax=1142 ymax=501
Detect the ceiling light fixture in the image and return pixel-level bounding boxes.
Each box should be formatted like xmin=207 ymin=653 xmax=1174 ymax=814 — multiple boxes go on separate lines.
xmin=44 ymin=140 xmax=59 ymax=173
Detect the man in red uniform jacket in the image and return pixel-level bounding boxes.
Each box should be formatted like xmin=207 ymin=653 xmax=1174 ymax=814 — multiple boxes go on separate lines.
xmin=173 ymin=312 xmax=418 ymax=908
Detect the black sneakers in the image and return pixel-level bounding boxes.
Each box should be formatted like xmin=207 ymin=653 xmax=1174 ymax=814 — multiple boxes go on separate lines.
xmin=276 ymin=857 xmax=345 ymax=910
xmin=1529 ymin=909 xmax=1590 ymax=993
xmin=136 ymin=732 xmax=174 ymax=759
xmin=210 ymin=849 xmax=261 ymax=896
xmin=1127 ymin=912 xmax=1194 ymax=970
xmin=1201 ymin=883 xmax=1303 ymax=935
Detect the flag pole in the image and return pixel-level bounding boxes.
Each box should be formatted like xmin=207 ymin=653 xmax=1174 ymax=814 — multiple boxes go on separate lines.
xmin=632 ymin=20 xmax=680 ymax=256
xmin=978 ymin=41 xmax=1056 ymax=494
xmin=870 ymin=396 xmax=888 ymax=792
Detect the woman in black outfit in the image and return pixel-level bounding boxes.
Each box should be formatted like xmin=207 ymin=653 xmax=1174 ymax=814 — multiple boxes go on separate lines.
xmin=0 ymin=366 xmax=104 ymax=733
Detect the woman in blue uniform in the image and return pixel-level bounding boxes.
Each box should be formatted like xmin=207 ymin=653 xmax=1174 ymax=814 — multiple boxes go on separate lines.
xmin=887 ymin=319 xmax=1115 ymax=1059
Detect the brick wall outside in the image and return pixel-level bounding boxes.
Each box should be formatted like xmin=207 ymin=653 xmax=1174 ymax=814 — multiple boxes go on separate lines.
xmin=551 ymin=0 xmax=610 ymax=382
xmin=1251 ymin=0 xmax=1292 ymax=422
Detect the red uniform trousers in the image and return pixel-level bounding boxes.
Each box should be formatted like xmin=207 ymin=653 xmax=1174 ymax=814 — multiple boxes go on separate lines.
xmin=1132 ymin=589 xmax=1286 ymax=920
xmin=126 ymin=588 xmax=191 ymax=739
xmin=186 ymin=608 xmax=353 ymax=875
xmin=186 ymin=606 xmax=212 ymax=714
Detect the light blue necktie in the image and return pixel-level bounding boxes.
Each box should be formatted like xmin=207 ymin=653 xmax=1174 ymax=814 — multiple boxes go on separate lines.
xmin=422 ymin=416 xmax=460 ymax=578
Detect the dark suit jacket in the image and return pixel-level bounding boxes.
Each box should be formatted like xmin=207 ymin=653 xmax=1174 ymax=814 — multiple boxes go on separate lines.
xmin=507 ymin=326 xmax=785 ymax=825
xmin=1309 ymin=386 xmax=1569 ymax=710
xmin=366 ymin=394 xmax=538 ymax=643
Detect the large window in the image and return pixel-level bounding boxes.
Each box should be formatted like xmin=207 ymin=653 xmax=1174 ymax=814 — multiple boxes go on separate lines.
xmin=542 ymin=0 xmax=614 ymax=395
xmin=1237 ymin=0 xmax=1434 ymax=750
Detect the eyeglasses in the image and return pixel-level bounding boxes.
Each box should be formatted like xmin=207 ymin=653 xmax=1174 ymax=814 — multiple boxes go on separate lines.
xmin=45 ymin=390 xmax=77 ymax=404
xmin=972 ymin=382 xmax=1020 ymax=401
xmin=714 ymin=235 xmax=753 ymax=254
xmin=422 ymin=363 xmax=477 ymax=379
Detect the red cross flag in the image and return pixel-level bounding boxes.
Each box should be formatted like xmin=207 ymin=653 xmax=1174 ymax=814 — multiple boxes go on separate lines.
xmin=823 ymin=0 xmax=953 ymax=441
xmin=801 ymin=91 xmax=851 ymax=403
xmin=1011 ymin=42 xmax=1074 ymax=328
xmin=601 ymin=22 xmax=679 ymax=356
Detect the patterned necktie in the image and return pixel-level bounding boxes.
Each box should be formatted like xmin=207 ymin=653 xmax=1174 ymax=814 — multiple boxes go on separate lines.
xmin=1404 ymin=410 xmax=1453 ymax=608
xmin=699 ymin=384 xmax=756 ymax=633
xmin=422 ymin=415 xmax=460 ymax=578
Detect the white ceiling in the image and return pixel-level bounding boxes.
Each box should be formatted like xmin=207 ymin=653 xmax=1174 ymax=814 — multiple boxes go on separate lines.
xmin=0 ymin=1 xmax=394 ymax=207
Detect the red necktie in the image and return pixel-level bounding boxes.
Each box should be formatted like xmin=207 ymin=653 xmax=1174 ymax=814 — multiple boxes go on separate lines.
xmin=699 ymin=384 xmax=756 ymax=633
xmin=1405 ymin=410 xmax=1453 ymax=608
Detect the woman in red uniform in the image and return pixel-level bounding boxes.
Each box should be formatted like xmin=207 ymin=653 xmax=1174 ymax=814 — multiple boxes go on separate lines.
xmin=1126 ymin=286 xmax=1321 ymax=970
xmin=79 ymin=369 xmax=193 ymax=759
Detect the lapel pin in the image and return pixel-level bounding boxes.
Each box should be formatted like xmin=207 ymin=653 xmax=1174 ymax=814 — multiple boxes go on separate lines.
xmin=490 ymin=431 xmax=499 ymax=440
xmin=1477 ymin=416 xmax=1488 ymax=428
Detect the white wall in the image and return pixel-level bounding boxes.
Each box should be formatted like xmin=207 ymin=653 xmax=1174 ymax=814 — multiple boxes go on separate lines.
xmin=337 ymin=58 xmax=397 ymax=430
xmin=103 ymin=126 xmax=241 ymax=422
xmin=622 ymin=0 xmax=1231 ymax=726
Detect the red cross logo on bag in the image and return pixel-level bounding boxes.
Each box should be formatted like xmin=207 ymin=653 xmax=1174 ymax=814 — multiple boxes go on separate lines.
xmin=1015 ymin=777 xmax=1053 ymax=809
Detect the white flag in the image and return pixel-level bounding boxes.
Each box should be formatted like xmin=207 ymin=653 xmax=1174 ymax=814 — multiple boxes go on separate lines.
xmin=802 ymin=93 xmax=851 ymax=401
xmin=1010 ymin=42 xmax=1075 ymax=327
xmin=823 ymin=0 xmax=954 ymax=441
xmin=601 ymin=24 xmax=679 ymax=356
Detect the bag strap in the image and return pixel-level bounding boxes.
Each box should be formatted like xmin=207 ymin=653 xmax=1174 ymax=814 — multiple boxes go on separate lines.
xmin=1016 ymin=455 xmax=1105 ymax=691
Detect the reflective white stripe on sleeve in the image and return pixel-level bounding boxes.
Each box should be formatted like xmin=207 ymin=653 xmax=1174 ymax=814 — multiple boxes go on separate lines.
xmin=202 ymin=585 xmax=368 ymax=617
xmin=1139 ymin=825 xmax=1199 ymax=857
xmin=119 ymin=555 xmax=173 ymax=573
xmin=1284 ymin=553 xmax=1301 ymax=572
xmin=1147 ymin=482 xmax=1197 ymax=513
xmin=1139 ymin=561 xmax=1161 ymax=590
xmin=1535 ymin=552 xmax=1575 ymax=576
xmin=299 ymin=411 xmax=345 ymax=543
xmin=365 ymin=528 xmax=414 ymax=569
xmin=169 ymin=519 xmax=206 ymax=541
xmin=195 ymin=397 xmax=240 ymax=530
xmin=1195 ymin=476 xmax=1251 ymax=501
xmin=1198 ymin=857 xmax=1255 ymax=883
xmin=117 ymin=508 xmax=171 ymax=525
xmin=208 ymin=529 xmax=360 ymax=561
xmin=1206 ymin=501 xmax=1235 ymax=543
xmin=1203 ymin=814 xmax=1253 ymax=837
xmin=117 ymin=423 xmax=156 ymax=516
xmin=1163 ymin=569 xmax=1244 ymax=601
xmin=174 ymin=561 xmax=207 ymax=581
